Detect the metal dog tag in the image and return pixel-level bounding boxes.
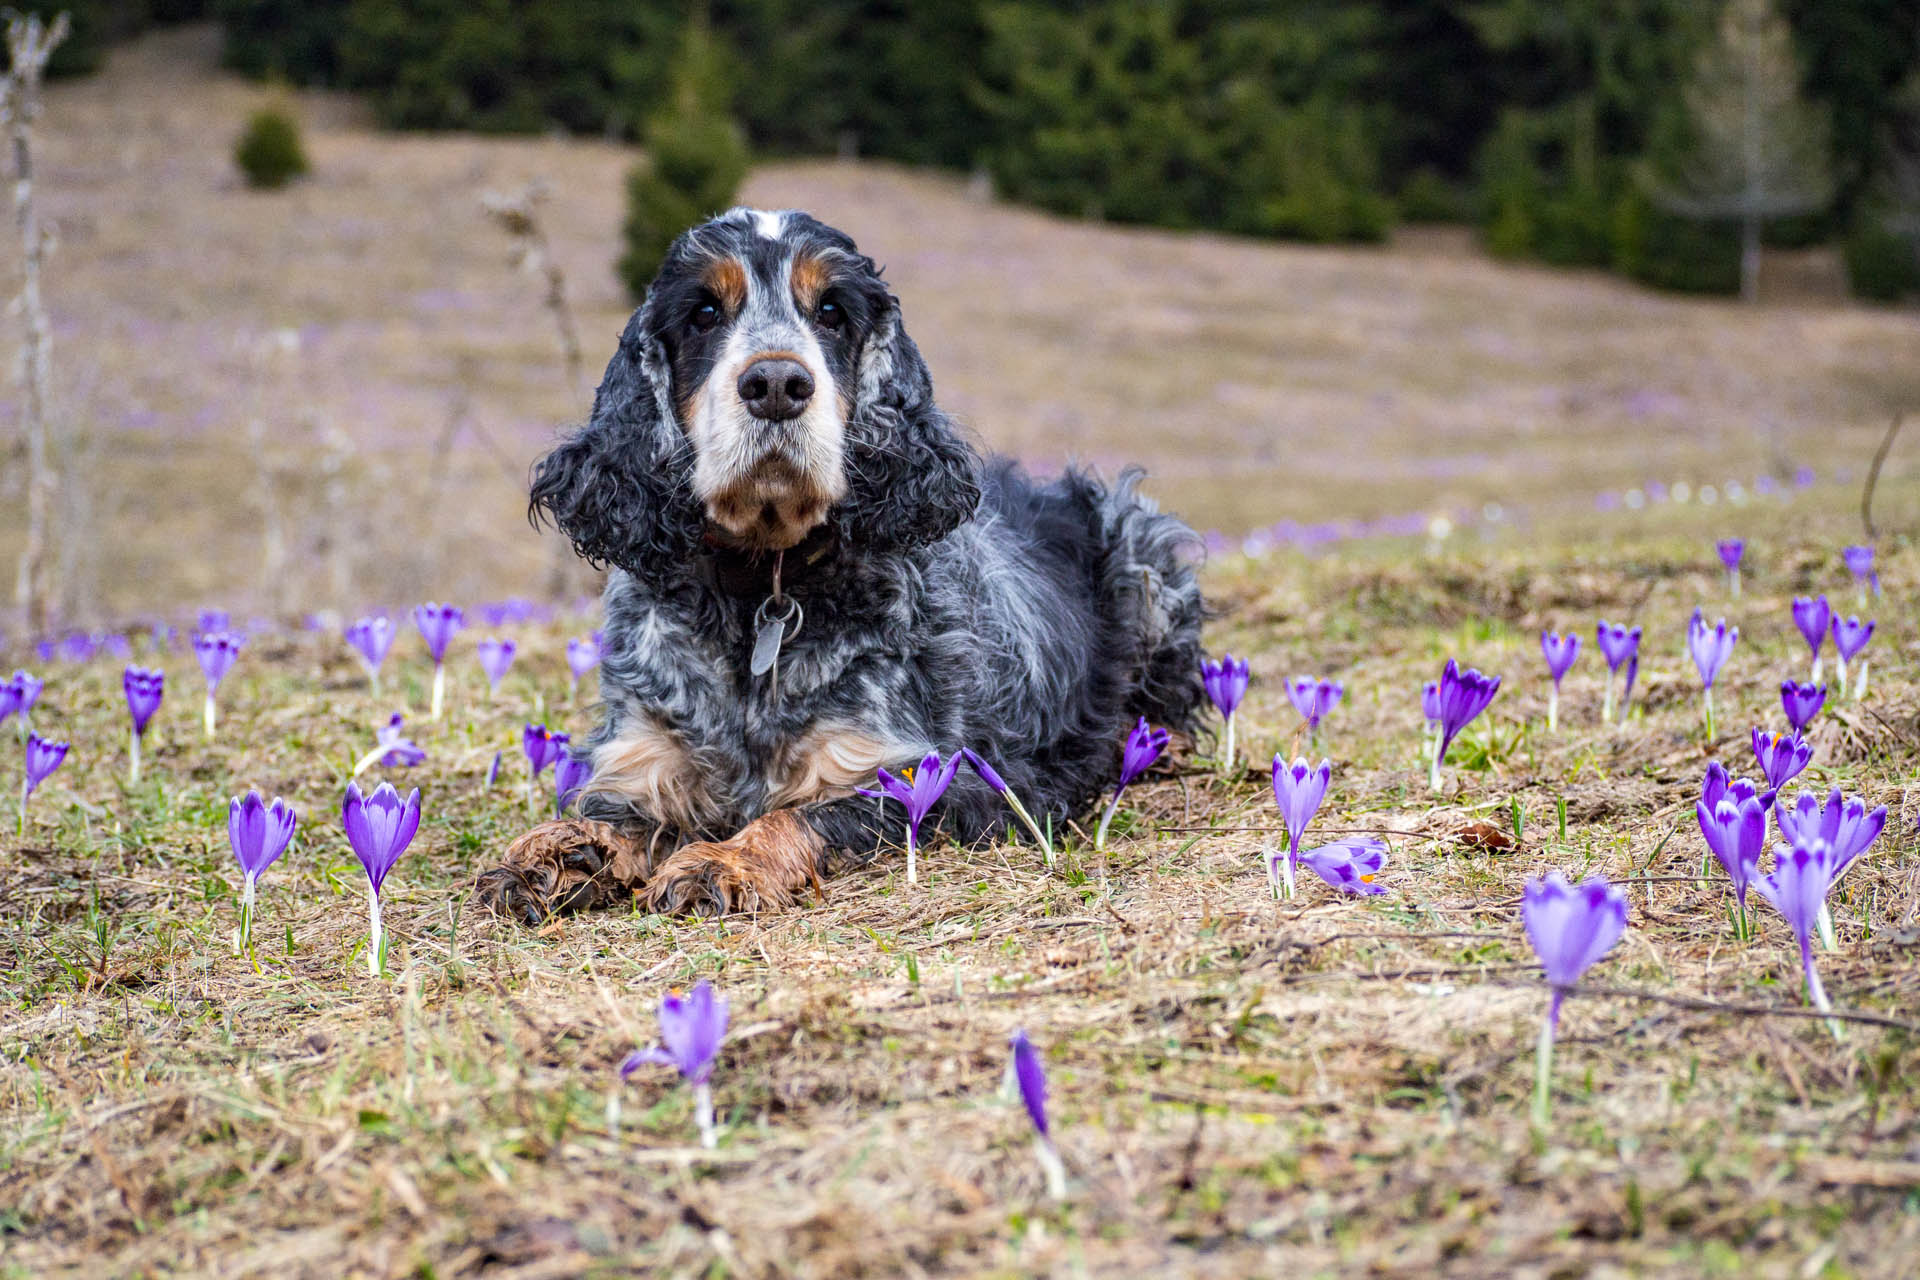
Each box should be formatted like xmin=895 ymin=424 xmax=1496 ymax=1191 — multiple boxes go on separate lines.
xmin=750 ymin=615 xmax=784 ymax=678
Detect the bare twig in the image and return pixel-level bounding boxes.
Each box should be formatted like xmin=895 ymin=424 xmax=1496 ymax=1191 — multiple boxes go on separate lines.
xmin=1861 ymin=412 xmax=1905 ymax=541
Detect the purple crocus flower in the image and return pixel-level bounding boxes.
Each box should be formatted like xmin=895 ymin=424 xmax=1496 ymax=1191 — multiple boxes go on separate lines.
xmin=522 ymin=723 xmax=566 ymax=778
xmin=352 ymin=713 xmax=426 ymax=776
xmin=1269 ymin=756 xmax=1331 ymax=900
xmin=344 ymin=616 xmax=396 ymax=694
xmin=1430 ymin=659 xmax=1501 ymax=791
xmin=1286 ymin=677 xmax=1344 ymax=744
xmin=1539 ymin=630 xmax=1579 ymax=731
xmin=1841 ymin=545 xmax=1878 ymax=601
xmin=1093 ymin=718 xmax=1169 ymax=852
xmin=123 ymin=666 xmax=164 ymax=783
xmin=1776 ymin=789 xmax=1887 ymax=950
xmin=342 ymin=781 xmax=422 ymax=976
xmin=1296 ymin=838 xmax=1388 ymax=897
xmin=1716 ymin=538 xmax=1745 ymax=597
xmin=1830 ymin=616 xmax=1874 ymax=702
xmin=1752 ymin=728 xmax=1813 ymax=792
xmin=1521 ymin=872 xmax=1628 ymax=1126
xmin=862 ymin=750 xmax=962 ymax=884
xmin=1779 ymin=680 xmax=1826 ymax=731
xmin=1696 ymin=764 xmax=1768 ymax=931
xmin=197 ymin=609 xmax=230 ymax=634
xmin=1595 ymin=622 xmax=1641 ymax=724
xmin=555 ymin=753 xmax=593 ymax=814
xmin=228 ymin=790 xmax=296 ymax=957
xmin=961 ymin=747 xmax=1053 ymax=865
xmin=19 ymin=731 xmax=68 ymax=831
xmin=476 ymin=636 xmax=516 ymax=697
xmin=1791 ymin=596 xmax=1831 ymax=682
xmin=193 ymin=631 xmax=244 ymax=739
xmin=1201 ymin=653 xmax=1249 ymax=767
xmin=4 ymin=669 xmax=39 ymax=738
xmin=413 ymin=603 xmax=465 ymax=720
xmin=1753 ymin=842 xmax=1841 ymax=1027
xmin=620 ymin=980 xmax=730 ymax=1148
xmin=486 ymin=750 xmax=502 ymax=789
xmin=1008 ymin=1027 xmax=1066 ymax=1199
xmin=566 ymin=636 xmax=601 ymax=690
xmin=1686 ymin=610 xmax=1738 ymax=738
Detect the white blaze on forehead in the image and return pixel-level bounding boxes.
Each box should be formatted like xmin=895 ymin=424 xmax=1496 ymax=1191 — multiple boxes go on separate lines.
xmin=751 ymin=209 xmax=786 ymax=240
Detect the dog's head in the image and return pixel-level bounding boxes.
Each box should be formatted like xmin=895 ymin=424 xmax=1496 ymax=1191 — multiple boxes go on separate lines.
xmin=532 ymin=208 xmax=981 ymax=574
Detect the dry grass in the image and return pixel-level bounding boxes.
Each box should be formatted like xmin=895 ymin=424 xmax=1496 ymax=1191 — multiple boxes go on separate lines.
xmin=6 ymin=26 xmax=1920 ymax=618
xmin=4 ymin=498 xmax=1920 ymax=1276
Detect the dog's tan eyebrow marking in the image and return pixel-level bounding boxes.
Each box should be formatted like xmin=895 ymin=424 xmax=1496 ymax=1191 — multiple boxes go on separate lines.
xmin=702 ymin=256 xmax=748 ymax=312
xmin=790 ymin=255 xmax=831 ymax=311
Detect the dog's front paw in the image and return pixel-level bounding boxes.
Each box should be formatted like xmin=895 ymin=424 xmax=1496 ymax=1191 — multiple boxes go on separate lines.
xmin=476 ymin=818 xmax=651 ymax=925
xmin=643 ymin=811 xmax=824 ymax=917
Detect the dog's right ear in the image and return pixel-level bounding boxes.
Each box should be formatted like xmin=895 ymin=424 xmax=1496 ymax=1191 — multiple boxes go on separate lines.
xmin=529 ymin=310 xmax=704 ymax=574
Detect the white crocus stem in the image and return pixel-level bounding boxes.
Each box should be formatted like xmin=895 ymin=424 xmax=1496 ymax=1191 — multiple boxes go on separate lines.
xmin=1854 ymin=659 xmax=1870 ymax=702
xmin=1803 ymin=948 xmax=1842 ymax=1042
xmin=1547 ymin=686 xmax=1559 ymax=733
xmin=240 ymin=872 xmax=257 ymax=957
xmin=1816 ymin=901 xmax=1838 ymax=952
xmin=350 ymin=747 xmax=388 ymax=779
xmin=1281 ymin=845 xmax=1296 ymax=901
xmin=1035 ymin=1135 xmax=1067 ymax=1201
xmin=1703 ymin=688 xmax=1715 ymax=741
xmin=693 ymin=1082 xmax=717 ymax=1149
xmin=1811 ymin=655 xmax=1823 ymax=685
xmin=1602 ymin=672 xmax=1616 ymax=725
xmin=1730 ymin=568 xmax=1741 ymax=599
xmin=367 ymin=885 xmax=384 ymax=977
xmin=1094 ymin=793 xmax=1122 ymax=851
xmin=430 ymin=662 xmax=446 ymax=721
xmin=129 ymin=727 xmax=141 ymax=785
xmin=1221 ymin=713 xmax=1236 ymax=773
xmin=1428 ymin=748 xmax=1444 ymax=793
xmin=203 ymin=691 xmax=217 ymax=739
xmin=905 ymin=828 xmax=918 ymax=887
xmin=1000 ymin=788 xmax=1054 ymax=867
xmin=1835 ymin=655 xmax=1848 ymax=697
xmin=1532 ymin=994 xmax=1560 ymax=1129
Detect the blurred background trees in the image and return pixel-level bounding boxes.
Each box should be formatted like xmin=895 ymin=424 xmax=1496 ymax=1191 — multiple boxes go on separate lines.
xmin=37 ymin=0 xmax=1920 ymax=300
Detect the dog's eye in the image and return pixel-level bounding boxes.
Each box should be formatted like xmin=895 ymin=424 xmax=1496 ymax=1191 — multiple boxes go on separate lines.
xmin=689 ymin=301 xmax=721 ymax=333
xmin=816 ymin=298 xmax=844 ymax=330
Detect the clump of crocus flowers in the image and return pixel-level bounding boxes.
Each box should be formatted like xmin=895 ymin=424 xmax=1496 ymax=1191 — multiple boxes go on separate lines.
xmin=1686 ymin=609 xmax=1737 ymax=739
xmin=228 ymin=790 xmax=296 ymax=961
xmin=342 ymin=781 xmax=422 ymax=976
xmin=1429 ymin=659 xmax=1500 ymax=791
xmin=194 ymin=630 xmax=244 ymax=738
xmin=863 ymin=750 xmax=961 ymax=885
xmin=1287 ymin=676 xmax=1343 ymax=748
xmin=1775 ymin=787 xmax=1885 ymax=953
xmin=414 ymin=603 xmax=465 ymax=720
xmin=1201 ymin=653 xmax=1249 ymax=769
xmin=1094 ymin=718 xmax=1169 ymax=851
xmin=963 ymin=747 xmax=1054 ymax=866
xmin=1595 ymin=622 xmax=1640 ymax=725
xmin=1009 ymin=1027 xmax=1066 ymax=1200
xmin=621 ymin=980 xmax=729 ymax=1149
xmin=1538 ymin=630 xmax=1579 ymax=732
xmin=123 ymin=666 xmax=164 ymax=783
xmin=1268 ymin=756 xmax=1327 ymax=900
xmin=20 ymin=731 xmax=68 ymax=833
xmin=345 ymin=615 xmax=396 ymax=695
xmin=1716 ymin=538 xmax=1744 ymax=597
xmin=1831 ymin=615 xmax=1873 ymax=701
xmin=1522 ymin=872 xmax=1627 ymax=1127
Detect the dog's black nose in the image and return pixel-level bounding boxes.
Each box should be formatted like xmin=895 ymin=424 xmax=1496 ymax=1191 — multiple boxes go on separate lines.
xmin=737 ymin=358 xmax=813 ymax=422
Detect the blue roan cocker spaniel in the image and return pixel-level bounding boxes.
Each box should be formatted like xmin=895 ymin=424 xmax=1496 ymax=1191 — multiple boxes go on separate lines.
xmin=477 ymin=208 xmax=1205 ymax=921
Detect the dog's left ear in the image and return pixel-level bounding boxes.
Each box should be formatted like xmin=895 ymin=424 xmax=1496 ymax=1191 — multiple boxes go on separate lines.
xmin=832 ymin=298 xmax=981 ymax=552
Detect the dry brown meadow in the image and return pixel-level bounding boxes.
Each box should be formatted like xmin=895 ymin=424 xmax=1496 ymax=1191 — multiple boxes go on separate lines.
xmin=2 ymin=24 xmax=1920 ymax=1280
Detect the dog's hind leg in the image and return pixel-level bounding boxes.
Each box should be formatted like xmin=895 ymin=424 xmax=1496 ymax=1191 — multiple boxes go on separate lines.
xmin=474 ymin=818 xmax=662 ymax=927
